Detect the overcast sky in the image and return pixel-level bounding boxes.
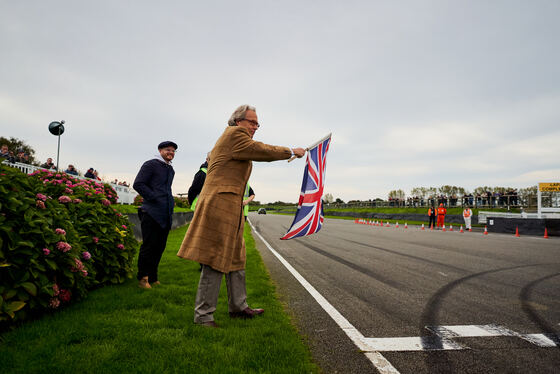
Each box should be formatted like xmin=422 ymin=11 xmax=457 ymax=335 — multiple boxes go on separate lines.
xmin=1 ymin=1 xmax=559 ymax=203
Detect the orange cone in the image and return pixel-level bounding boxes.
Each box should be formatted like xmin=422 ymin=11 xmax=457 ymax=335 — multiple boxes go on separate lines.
xmin=460 ymin=225 xmax=464 ymax=233
xmin=405 ymin=222 xmax=408 ymax=229
xmin=544 ymin=228 xmax=549 ymax=239
xmin=386 ymin=222 xmax=390 ymax=227
xmin=484 ymin=226 xmax=488 ymax=235
xmin=469 ymin=228 xmax=472 ymax=232
xmin=449 ymin=224 xmax=453 ymax=231
xmin=396 ymin=221 xmax=399 ymax=228
xmin=515 ymin=226 xmax=520 ymax=237
xmin=421 ymin=224 xmax=425 ymax=230
xmin=442 ymin=224 xmax=446 ymax=232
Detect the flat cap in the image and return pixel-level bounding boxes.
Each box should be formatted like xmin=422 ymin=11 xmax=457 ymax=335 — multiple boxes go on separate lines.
xmin=158 ymin=141 xmax=178 ymax=150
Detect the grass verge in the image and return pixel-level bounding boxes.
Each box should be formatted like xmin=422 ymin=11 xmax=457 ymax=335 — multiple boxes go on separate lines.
xmin=0 ymin=224 xmax=319 ymax=374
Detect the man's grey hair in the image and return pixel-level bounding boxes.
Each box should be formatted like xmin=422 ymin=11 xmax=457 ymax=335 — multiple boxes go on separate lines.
xmin=228 ymin=105 xmax=256 ymax=126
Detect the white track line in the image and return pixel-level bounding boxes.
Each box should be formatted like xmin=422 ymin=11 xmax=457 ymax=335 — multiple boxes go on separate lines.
xmin=248 ymin=220 xmax=400 ymax=374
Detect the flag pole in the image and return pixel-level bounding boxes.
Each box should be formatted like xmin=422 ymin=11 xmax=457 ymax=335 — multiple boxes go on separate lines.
xmin=287 ymin=132 xmax=331 ymax=162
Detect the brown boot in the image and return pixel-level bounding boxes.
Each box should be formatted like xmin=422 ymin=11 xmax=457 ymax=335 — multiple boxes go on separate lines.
xmin=138 ymin=277 xmax=151 ymax=289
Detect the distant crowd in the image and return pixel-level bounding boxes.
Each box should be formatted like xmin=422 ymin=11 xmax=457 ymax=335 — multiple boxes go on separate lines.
xmin=1 ymin=143 xmax=129 ymax=186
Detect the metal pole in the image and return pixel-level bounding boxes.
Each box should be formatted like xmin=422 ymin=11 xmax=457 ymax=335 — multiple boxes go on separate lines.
xmin=56 ymin=127 xmax=61 ymax=171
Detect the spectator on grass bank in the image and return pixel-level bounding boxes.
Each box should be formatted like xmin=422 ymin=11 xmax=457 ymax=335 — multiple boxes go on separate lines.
xmin=187 ymin=152 xmax=210 ymax=211
xmin=1 ymin=144 xmax=14 ymax=162
xmin=428 ymin=205 xmax=437 ymax=229
xmin=65 ymin=164 xmax=78 ymax=175
xmin=84 ymin=168 xmax=95 ymax=179
xmin=177 ymin=104 xmax=305 ymax=328
xmin=41 ymin=157 xmax=56 ymax=170
xmin=133 ymin=140 xmax=177 ymax=289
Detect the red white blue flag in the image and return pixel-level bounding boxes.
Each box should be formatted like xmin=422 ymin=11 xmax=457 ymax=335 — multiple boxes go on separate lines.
xmin=281 ymin=134 xmax=331 ymax=240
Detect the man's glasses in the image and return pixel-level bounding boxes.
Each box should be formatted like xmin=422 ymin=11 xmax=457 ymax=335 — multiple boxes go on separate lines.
xmin=242 ymin=119 xmax=260 ymax=128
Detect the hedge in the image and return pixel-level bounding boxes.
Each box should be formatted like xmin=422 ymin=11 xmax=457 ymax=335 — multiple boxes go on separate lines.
xmin=0 ymin=165 xmax=139 ymax=329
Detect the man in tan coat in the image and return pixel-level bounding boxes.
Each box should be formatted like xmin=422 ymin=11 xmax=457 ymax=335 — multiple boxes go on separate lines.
xmin=177 ymin=105 xmax=305 ymax=327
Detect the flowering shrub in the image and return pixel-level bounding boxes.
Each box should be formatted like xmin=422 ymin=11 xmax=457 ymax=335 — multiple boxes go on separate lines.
xmin=0 ymin=165 xmax=138 ymax=328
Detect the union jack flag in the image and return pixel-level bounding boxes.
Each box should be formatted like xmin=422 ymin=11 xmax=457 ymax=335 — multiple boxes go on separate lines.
xmin=281 ymin=134 xmax=331 ymax=240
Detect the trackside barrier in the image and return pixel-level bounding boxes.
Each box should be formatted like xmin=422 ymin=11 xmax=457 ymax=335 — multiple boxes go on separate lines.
xmin=2 ymin=161 xmax=137 ymax=204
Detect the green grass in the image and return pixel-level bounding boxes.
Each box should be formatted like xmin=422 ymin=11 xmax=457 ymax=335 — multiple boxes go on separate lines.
xmin=0 ymin=225 xmax=319 ymax=374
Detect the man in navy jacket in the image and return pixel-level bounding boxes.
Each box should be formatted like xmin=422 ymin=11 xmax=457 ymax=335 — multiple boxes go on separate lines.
xmin=133 ymin=141 xmax=177 ymax=288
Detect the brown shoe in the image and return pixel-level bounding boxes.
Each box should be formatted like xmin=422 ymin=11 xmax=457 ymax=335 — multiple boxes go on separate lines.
xmin=229 ymin=307 xmax=264 ymax=319
xmin=138 ymin=277 xmax=151 ymax=289
xmin=196 ymin=321 xmax=218 ymax=328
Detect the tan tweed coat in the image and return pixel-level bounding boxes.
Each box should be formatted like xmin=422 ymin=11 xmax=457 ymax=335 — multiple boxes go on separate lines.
xmin=177 ymin=126 xmax=291 ymax=273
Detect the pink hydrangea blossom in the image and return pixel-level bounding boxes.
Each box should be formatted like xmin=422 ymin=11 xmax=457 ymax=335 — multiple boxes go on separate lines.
xmin=49 ymin=298 xmax=60 ymax=308
xmin=117 ymin=244 xmax=125 ymax=250
xmin=122 ymin=225 xmax=127 ymax=229
xmin=53 ymin=284 xmax=60 ymax=296
xmin=36 ymin=200 xmax=46 ymax=209
xmin=73 ymin=199 xmax=82 ymax=204
xmin=92 ymin=237 xmax=99 ymax=244
xmin=116 ymin=213 xmax=122 ymax=217
xmin=64 ymin=188 xmax=73 ymax=194
xmin=56 ymin=241 xmax=72 ymax=252
xmin=43 ymin=248 xmax=51 ymax=255
xmin=82 ymin=251 xmax=91 ymax=260
xmin=71 ymin=258 xmax=85 ymax=273
xmin=55 ymin=228 xmax=66 ymax=235
xmin=101 ymin=199 xmax=111 ymax=206
xmin=36 ymin=193 xmax=47 ymax=201
xmin=59 ymin=289 xmax=71 ymax=302
xmin=58 ymin=195 xmax=72 ymax=203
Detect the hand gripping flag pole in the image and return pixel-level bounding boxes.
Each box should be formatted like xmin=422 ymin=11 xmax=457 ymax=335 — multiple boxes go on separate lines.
xmin=281 ymin=133 xmax=331 ymax=240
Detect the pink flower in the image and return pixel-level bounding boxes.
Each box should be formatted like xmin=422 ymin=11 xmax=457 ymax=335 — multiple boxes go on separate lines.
xmin=122 ymin=225 xmax=127 ymax=229
xmin=101 ymin=199 xmax=110 ymax=206
xmin=82 ymin=270 xmax=88 ymax=277
xmin=82 ymin=251 xmax=91 ymax=260
xmin=56 ymin=174 xmax=61 ymax=178
xmin=73 ymin=199 xmax=82 ymax=204
xmin=58 ymin=195 xmax=72 ymax=203
xmin=56 ymin=241 xmax=72 ymax=252
xmin=64 ymin=188 xmax=73 ymax=194
xmin=53 ymin=284 xmax=60 ymax=296
xmin=36 ymin=200 xmax=46 ymax=209
xmin=36 ymin=193 xmax=47 ymax=201
xmin=117 ymin=244 xmax=125 ymax=250
xmin=55 ymin=228 xmax=66 ymax=235
xmin=116 ymin=213 xmax=122 ymax=217
xmin=59 ymin=289 xmax=71 ymax=302
xmin=71 ymin=258 xmax=85 ymax=273
xmin=49 ymin=298 xmax=60 ymax=308
xmin=92 ymin=237 xmax=99 ymax=244
xmin=43 ymin=248 xmax=50 ymax=255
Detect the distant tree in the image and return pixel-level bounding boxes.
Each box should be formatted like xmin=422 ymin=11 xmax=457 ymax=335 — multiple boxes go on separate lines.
xmin=323 ymin=193 xmax=334 ymax=203
xmin=250 ymin=200 xmax=260 ymax=206
xmin=0 ymin=136 xmax=38 ymax=164
xmin=388 ymin=189 xmax=405 ymax=200
xmin=335 ymin=198 xmax=344 ymax=204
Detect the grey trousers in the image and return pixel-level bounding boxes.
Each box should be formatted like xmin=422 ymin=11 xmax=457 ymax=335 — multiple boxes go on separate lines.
xmin=194 ymin=264 xmax=249 ymax=323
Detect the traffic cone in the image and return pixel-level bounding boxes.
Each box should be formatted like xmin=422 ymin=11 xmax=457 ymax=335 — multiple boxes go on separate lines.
xmin=449 ymin=224 xmax=453 ymax=231
xmin=421 ymin=224 xmax=425 ymax=230
xmin=544 ymin=228 xmax=549 ymax=239
xmin=405 ymin=222 xmax=408 ymax=229
xmin=515 ymin=226 xmax=520 ymax=237
xmin=396 ymin=221 xmax=399 ymax=228
xmin=460 ymin=225 xmax=464 ymax=233
xmin=442 ymin=224 xmax=446 ymax=232
xmin=386 ymin=222 xmax=390 ymax=227
xmin=469 ymin=228 xmax=472 ymax=232
xmin=484 ymin=226 xmax=488 ymax=235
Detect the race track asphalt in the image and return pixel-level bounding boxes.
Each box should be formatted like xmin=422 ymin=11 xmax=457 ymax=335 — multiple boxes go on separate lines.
xmin=248 ymin=213 xmax=560 ymax=374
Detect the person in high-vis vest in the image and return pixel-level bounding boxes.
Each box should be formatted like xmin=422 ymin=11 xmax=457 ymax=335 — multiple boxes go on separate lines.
xmin=437 ymin=203 xmax=447 ymax=228
xmin=427 ymin=205 xmax=437 ymax=229
xmin=243 ymin=183 xmax=255 ymax=220
xmin=188 ymin=153 xmax=210 ymax=211
xmin=463 ymin=206 xmax=473 ymax=231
